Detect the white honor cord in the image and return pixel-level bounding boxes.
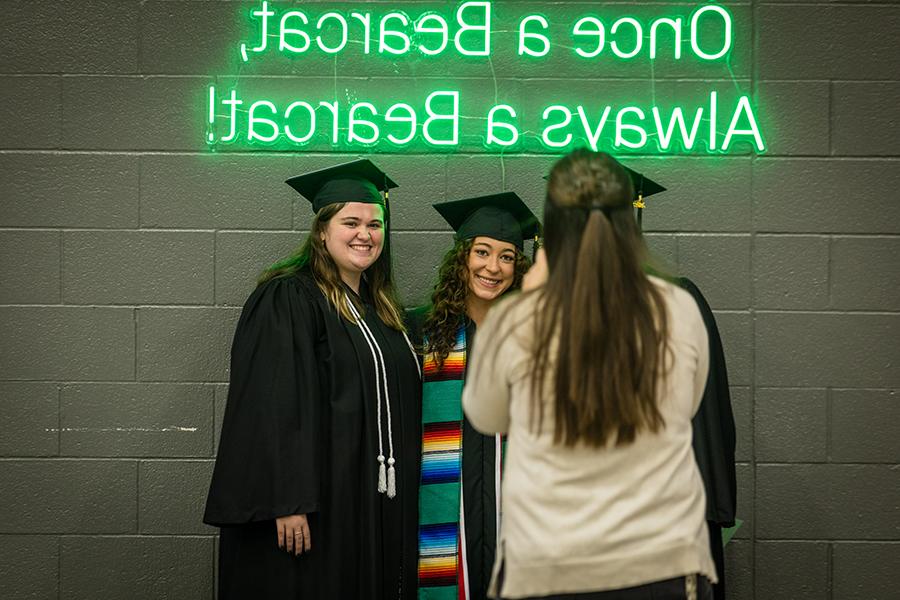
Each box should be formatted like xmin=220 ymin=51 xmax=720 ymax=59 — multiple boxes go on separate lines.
xmin=346 ymin=295 xmax=396 ymax=498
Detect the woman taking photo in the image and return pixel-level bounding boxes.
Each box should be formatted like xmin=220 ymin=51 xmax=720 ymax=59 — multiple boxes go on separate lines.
xmin=412 ymin=192 xmax=539 ymax=600
xmin=204 ymin=159 xmax=421 ymax=599
xmin=462 ymin=150 xmax=716 ymax=599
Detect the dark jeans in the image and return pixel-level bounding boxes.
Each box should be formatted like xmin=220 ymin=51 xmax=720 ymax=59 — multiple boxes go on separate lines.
xmin=504 ymin=575 xmax=714 ymax=600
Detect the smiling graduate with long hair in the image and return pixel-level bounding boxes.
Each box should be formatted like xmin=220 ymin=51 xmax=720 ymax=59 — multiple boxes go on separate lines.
xmin=204 ymin=159 xmax=421 ymax=599
xmin=409 ymin=192 xmax=540 ymax=600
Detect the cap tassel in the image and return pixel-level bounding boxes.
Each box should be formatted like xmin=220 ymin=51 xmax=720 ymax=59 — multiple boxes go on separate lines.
xmin=377 ymin=455 xmax=387 ymax=494
xmin=386 ymin=457 xmax=396 ymax=499
xmin=634 ymin=191 xmax=645 ymax=230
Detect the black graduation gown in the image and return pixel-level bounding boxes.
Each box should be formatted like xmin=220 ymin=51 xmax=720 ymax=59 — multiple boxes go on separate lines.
xmin=460 ymin=320 xmax=502 ymax=600
xmin=205 ymin=271 xmax=421 ymax=600
xmin=681 ymin=278 xmax=736 ymax=600
xmin=406 ymin=310 xmax=499 ymax=600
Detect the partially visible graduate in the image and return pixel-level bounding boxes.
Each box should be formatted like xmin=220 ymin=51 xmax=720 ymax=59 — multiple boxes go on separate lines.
xmin=204 ymin=159 xmax=422 ymax=600
xmin=462 ymin=149 xmax=716 ymax=599
xmin=408 ymin=192 xmax=540 ymax=599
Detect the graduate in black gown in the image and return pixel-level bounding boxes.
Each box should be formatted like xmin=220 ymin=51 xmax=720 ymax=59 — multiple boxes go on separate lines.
xmin=204 ymin=159 xmax=422 ymax=600
xmin=408 ymin=193 xmax=539 ymax=600
xmin=630 ymin=169 xmax=737 ymax=600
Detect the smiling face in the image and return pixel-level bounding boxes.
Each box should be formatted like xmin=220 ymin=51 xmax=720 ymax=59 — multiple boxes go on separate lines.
xmin=321 ymin=202 xmax=385 ymax=284
xmin=466 ymin=236 xmax=517 ymax=303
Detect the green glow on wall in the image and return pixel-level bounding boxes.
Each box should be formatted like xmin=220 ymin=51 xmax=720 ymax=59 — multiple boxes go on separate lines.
xmin=206 ymin=1 xmax=765 ymax=155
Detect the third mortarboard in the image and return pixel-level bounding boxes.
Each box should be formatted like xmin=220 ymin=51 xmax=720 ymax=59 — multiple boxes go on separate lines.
xmin=624 ymin=165 xmax=665 ymax=209
xmin=285 ymin=158 xmax=399 ymax=213
xmin=544 ymin=163 xmax=666 ymax=229
xmin=622 ymin=165 xmax=665 ymax=230
xmin=433 ymin=192 xmax=541 ymax=250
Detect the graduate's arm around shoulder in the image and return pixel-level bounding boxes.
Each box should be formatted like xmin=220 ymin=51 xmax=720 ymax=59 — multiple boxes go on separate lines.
xmin=204 ymin=274 xmax=324 ymax=553
xmin=462 ymin=293 xmax=523 ymax=435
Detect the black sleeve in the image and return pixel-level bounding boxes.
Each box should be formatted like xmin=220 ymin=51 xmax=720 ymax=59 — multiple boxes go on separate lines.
xmin=681 ymin=277 xmax=738 ymax=527
xmin=403 ymin=305 xmax=430 ymax=349
xmin=204 ymin=276 xmax=322 ymax=526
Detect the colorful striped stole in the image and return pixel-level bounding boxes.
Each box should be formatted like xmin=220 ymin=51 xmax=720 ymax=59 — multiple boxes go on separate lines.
xmin=418 ymin=325 xmax=466 ymax=600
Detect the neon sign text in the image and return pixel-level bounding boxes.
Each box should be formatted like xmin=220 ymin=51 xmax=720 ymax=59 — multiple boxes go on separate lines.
xmin=206 ymin=2 xmax=764 ymax=154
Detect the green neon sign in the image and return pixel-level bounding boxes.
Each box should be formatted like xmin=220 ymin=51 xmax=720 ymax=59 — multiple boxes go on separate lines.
xmin=205 ymin=2 xmax=764 ymax=154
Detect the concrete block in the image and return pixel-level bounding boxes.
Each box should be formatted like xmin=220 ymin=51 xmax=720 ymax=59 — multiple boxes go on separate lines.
xmin=445 ymin=156 xmax=504 ymax=212
xmin=756 ymin=464 xmax=900 ymax=540
xmin=643 ymin=233 xmax=679 ymax=275
xmin=392 ymin=231 xmax=456 ymax=307
xmin=758 ymin=5 xmax=900 ymax=80
xmin=373 ymin=154 xmax=448 ymax=231
xmin=59 ymin=536 xmax=213 ymax=600
xmin=0 ymin=0 xmax=139 ymax=74
xmin=755 ymin=388 xmax=827 ymax=463
xmin=831 ymin=236 xmax=900 ymax=311
xmin=833 ymin=542 xmax=900 ymax=600
xmin=831 ymin=389 xmax=899 ymax=463
xmin=753 ymin=235 xmax=829 ymax=310
xmin=62 ymin=231 xmax=215 ymax=305
xmin=756 ymin=312 xmax=900 ymax=388
xmin=137 ymin=307 xmax=240 ymax=382
xmin=0 ymin=307 xmax=134 ymax=381
xmin=677 ymin=234 xmax=751 ymax=310
xmin=0 ymin=382 xmax=59 ymax=457
xmin=139 ymin=460 xmax=216 ymax=535
xmin=733 ymin=463 xmax=753 ymax=540
xmin=730 ymin=386 xmax=752 ymax=463
xmin=711 ymin=310 xmax=752 ymax=387
xmin=723 ymin=540 xmax=752 ymax=600
xmin=140 ymin=154 xmax=296 ymax=229
xmin=0 ymin=76 xmax=61 ymax=148
xmin=0 ymin=535 xmax=59 ymax=600
xmin=0 ymin=230 xmax=61 ymax=304
xmin=60 ymin=383 xmax=214 ymax=458
xmin=755 ymin=541 xmax=829 ymax=600
xmin=215 ymin=231 xmax=304 ymax=306
xmin=832 ymin=82 xmax=900 ymax=156
xmin=0 ymin=153 xmax=139 ymax=228
xmin=0 ymin=460 xmax=137 ymax=534
xmin=753 ymin=159 xmax=900 ymax=234
xmin=755 ymin=81 xmax=830 ymax=156
xmin=62 ymin=76 xmax=208 ymax=151
xmin=140 ymin=1 xmax=294 ymax=76
xmin=501 ymin=155 xmax=555 ymax=218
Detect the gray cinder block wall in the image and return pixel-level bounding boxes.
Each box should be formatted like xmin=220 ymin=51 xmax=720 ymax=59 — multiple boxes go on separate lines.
xmin=1 ymin=1 xmax=898 ymax=599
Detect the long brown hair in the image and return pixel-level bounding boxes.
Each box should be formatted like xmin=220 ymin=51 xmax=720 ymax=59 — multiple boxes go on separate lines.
xmin=259 ymin=202 xmax=406 ymax=330
xmin=423 ymin=238 xmax=529 ymax=368
xmin=530 ymin=149 xmax=670 ymax=447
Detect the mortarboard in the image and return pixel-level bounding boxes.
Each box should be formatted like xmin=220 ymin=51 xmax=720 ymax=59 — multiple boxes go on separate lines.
xmin=622 ymin=165 xmax=665 ymax=230
xmin=542 ymin=162 xmax=665 ymax=230
xmin=285 ymin=159 xmax=398 ymax=213
xmin=433 ymin=192 xmax=541 ymax=250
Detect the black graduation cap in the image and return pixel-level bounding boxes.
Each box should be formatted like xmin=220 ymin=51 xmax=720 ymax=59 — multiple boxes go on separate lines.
xmin=542 ymin=163 xmax=665 ymax=229
xmin=622 ymin=165 xmax=665 ymax=230
xmin=433 ymin=192 xmax=541 ymax=250
xmin=285 ymin=158 xmax=399 ymax=213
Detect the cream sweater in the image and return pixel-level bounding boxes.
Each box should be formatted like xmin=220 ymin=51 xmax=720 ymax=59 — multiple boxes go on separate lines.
xmin=462 ymin=276 xmax=716 ymax=598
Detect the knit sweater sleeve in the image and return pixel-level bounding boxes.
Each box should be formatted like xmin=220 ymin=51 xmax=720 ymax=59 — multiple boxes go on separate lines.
xmin=462 ymin=297 xmax=516 ymax=434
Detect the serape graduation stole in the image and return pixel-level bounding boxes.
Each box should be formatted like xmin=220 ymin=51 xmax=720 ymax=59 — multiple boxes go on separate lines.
xmin=418 ymin=325 xmax=466 ymax=599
